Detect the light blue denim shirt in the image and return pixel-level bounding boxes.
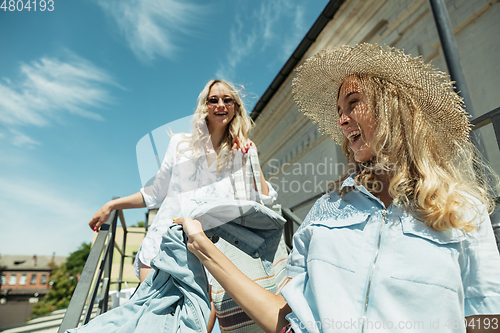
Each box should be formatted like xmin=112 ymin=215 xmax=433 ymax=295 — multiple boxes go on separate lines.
xmin=282 ymin=175 xmax=500 ymax=333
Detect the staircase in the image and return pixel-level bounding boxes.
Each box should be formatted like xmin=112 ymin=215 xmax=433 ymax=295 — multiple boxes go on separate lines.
xmin=0 ymin=307 xmax=97 ymax=333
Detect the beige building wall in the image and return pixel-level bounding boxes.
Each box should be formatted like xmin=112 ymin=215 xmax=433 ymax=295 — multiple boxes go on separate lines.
xmin=251 ymin=0 xmax=500 ymax=220
xmin=91 ymin=226 xmax=145 ymax=289
xmin=90 ymin=209 xmax=158 ymax=290
xmin=110 ymin=226 xmax=144 ymax=288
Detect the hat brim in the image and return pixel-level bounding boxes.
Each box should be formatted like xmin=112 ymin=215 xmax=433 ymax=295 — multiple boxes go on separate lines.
xmin=292 ymin=43 xmax=470 ymax=146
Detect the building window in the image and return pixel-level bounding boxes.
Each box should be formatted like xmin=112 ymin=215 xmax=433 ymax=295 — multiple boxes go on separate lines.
xmin=20 ymin=274 xmax=27 ymax=285
xmin=0 ymin=274 xmax=5 ymax=285
xmin=9 ymin=274 xmax=17 ymax=285
xmin=40 ymin=274 xmax=47 ymax=284
xmin=30 ymin=274 xmax=37 ymax=285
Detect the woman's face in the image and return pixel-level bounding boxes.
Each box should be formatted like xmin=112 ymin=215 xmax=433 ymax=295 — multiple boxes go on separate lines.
xmin=206 ymin=83 xmax=236 ymax=133
xmin=337 ymin=76 xmax=377 ymax=163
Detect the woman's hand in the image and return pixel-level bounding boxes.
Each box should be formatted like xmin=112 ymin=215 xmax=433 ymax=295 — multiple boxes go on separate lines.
xmin=174 ymin=219 xmax=291 ymax=333
xmin=232 ymin=133 xmax=254 ymax=154
xmin=173 ymin=217 xmax=209 ymax=252
xmin=88 ymin=192 xmax=146 ymax=232
xmin=89 ymin=202 xmax=112 ymax=232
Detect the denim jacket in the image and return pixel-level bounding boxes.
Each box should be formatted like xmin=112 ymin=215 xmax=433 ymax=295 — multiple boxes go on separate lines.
xmin=185 ymin=198 xmax=286 ymax=275
xmin=66 ymin=199 xmax=285 ymax=333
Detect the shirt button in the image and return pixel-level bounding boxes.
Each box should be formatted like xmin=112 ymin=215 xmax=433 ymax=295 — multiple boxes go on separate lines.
xmin=234 ymin=240 xmax=239 ymax=245
xmin=254 ymin=253 xmax=260 ymax=258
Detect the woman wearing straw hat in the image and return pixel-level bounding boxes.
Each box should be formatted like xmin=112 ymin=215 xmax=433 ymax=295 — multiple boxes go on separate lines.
xmin=175 ymin=44 xmax=500 ymax=332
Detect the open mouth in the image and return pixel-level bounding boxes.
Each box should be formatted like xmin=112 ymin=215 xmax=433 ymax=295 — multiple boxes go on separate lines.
xmin=347 ymin=130 xmax=361 ymax=144
xmin=214 ymin=111 xmax=227 ymax=116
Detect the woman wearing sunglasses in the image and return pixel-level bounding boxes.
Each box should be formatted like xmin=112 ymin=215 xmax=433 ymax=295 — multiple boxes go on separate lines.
xmin=88 ymin=79 xmax=284 ymax=331
xmin=175 ymin=44 xmax=500 ymax=332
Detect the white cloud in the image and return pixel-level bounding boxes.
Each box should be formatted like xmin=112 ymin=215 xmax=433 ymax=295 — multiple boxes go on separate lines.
xmin=96 ymin=0 xmax=205 ymax=62
xmin=0 ymin=176 xmax=92 ymax=222
xmin=215 ymin=16 xmax=258 ymax=80
xmin=9 ymin=129 xmax=41 ymax=149
xmin=217 ymin=1 xmax=310 ymax=80
xmin=0 ymin=176 xmax=95 ymax=256
xmin=0 ymin=54 xmax=116 ymax=147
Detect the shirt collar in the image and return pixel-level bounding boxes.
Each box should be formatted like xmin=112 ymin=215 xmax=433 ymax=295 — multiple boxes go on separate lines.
xmin=340 ymin=173 xmax=387 ymax=209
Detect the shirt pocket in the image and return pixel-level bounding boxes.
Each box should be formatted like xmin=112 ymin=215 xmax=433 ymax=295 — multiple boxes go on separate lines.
xmin=390 ymin=216 xmax=464 ymax=292
xmin=307 ymin=213 xmax=370 ymax=272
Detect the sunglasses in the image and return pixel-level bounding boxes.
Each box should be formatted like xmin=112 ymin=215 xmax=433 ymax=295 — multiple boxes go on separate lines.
xmin=206 ymin=97 xmax=235 ymax=107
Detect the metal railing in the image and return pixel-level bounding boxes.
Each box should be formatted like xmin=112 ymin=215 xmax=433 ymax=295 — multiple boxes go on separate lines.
xmin=471 ymin=107 xmax=500 ymax=148
xmin=57 ymin=198 xmax=145 ymax=333
xmin=471 ymin=106 xmax=500 ymax=247
xmin=282 ymin=195 xmax=322 ymax=251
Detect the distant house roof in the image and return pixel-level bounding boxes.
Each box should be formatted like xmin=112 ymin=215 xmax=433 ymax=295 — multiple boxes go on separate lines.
xmin=0 ymin=255 xmax=66 ymax=271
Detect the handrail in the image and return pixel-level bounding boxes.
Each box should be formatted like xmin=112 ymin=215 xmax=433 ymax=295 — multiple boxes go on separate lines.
xmin=471 ymin=106 xmax=500 ymax=150
xmin=117 ymin=210 xmax=127 ymax=292
xmin=57 ymin=209 xmax=117 ymax=332
xmin=58 ymin=197 xmax=145 ymax=332
xmin=470 ymin=106 xmax=500 ymax=248
xmin=282 ymin=208 xmax=303 ymax=251
xmin=289 ymin=193 xmax=323 ymax=212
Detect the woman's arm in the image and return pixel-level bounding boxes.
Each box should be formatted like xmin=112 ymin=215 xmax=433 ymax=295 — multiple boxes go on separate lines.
xmin=174 ymin=217 xmax=291 ymax=333
xmin=89 ymin=192 xmax=146 ymax=231
xmin=207 ymin=286 xmax=216 ymax=333
xmin=258 ymin=165 xmax=269 ymax=196
xmin=91 ymin=134 xmax=180 ymax=232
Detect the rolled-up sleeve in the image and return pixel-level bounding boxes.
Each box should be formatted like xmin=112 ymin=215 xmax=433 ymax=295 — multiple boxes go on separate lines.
xmin=251 ymin=181 xmax=278 ymax=206
xmin=286 ymin=224 xmax=313 ymax=279
xmin=286 ymin=208 xmax=315 ymax=279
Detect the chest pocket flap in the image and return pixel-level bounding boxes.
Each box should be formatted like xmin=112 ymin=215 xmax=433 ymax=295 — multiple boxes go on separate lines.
xmin=307 ymin=213 xmax=370 ymax=272
xmin=400 ymin=215 xmax=465 ymax=244
xmin=391 ymin=215 xmax=465 ymax=292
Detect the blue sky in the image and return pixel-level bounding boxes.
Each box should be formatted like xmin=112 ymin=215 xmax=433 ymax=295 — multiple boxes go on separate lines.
xmin=0 ymin=0 xmax=329 ymax=258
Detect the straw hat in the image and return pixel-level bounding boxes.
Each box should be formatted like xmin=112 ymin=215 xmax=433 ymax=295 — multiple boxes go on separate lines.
xmin=292 ymin=43 xmax=470 ymax=145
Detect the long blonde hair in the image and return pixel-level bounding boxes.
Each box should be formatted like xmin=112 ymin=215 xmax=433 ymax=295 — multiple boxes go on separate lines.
xmin=185 ymin=79 xmax=253 ymax=169
xmin=338 ymin=75 xmax=497 ymax=232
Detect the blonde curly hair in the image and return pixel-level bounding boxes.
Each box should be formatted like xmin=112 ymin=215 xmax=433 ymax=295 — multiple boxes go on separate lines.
xmin=337 ymin=75 xmax=497 ymax=232
xmin=179 ymin=79 xmax=253 ymax=170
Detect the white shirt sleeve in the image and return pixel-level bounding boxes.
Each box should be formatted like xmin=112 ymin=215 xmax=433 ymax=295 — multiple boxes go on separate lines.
xmin=250 ymin=181 xmax=278 ymax=205
xmin=140 ymin=135 xmax=180 ymax=208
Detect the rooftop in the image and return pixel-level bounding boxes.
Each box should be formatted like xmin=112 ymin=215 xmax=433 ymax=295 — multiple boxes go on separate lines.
xmin=0 ymin=255 xmax=66 ymax=271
